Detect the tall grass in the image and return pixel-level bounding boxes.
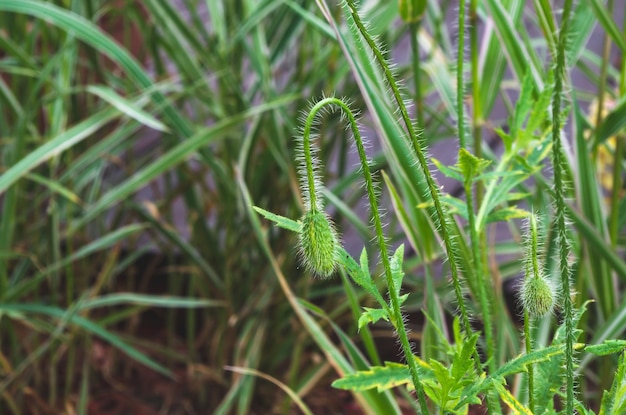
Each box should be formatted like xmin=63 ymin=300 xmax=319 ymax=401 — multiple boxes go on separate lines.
xmin=2 ymin=0 xmax=626 ymax=414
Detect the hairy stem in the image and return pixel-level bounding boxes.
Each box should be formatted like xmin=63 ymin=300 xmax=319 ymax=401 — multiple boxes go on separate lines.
xmin=302 ymin=97 xmax=429 ymax=413
xmin=551 ymin=0 xmax=575 ymax=412
xmin=410 ymin=21 xmax=425 ymax=129
xmin=344 ymin=0 xmax=473 ymax=350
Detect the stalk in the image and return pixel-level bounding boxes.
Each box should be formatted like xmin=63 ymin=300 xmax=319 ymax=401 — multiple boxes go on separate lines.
xmin=456 ymin=0 xmax=494 ymax=374
xmin=524 ymin=307 xmax=534 ymax=413
xmin=409 ymin=21 xmax=425 ymax=129
xmin=344 ymin=0 xmax=474 ymax=349
xmin=610 ymin=3 xmax=626 ymax=248
xmin=469 ymin=0 xmax=483 ymax=203
xmin=457 ymin=0 xmax=467 ymax=150
xmin=301 ymin=97 xmax=429 ymax=413
xmin=551 ymin=0 xmax=575 ymax=412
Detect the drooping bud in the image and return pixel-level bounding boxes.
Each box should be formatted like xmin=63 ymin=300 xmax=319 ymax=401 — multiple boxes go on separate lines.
xmin=299 ymin=209 xmax=338 ymax=278
xmin=521 ymin=275 xmax=555 ymax=317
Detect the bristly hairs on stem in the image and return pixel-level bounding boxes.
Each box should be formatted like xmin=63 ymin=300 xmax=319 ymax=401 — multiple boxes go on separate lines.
xmin=343 ymin=0 xmax=474 ymax=355
xmin=550 ymin=0 xmax=576 ymax=412
xmin=299 ymin=94 xmax=430 ymax=413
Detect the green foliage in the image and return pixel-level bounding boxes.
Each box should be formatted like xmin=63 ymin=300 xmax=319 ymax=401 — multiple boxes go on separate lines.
xmin=4 ymin=0 xmax=626 ymax=413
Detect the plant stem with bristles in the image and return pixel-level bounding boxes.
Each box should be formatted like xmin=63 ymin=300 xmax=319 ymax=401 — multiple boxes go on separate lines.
xmin=302 ymin=97 xmax=429 ymax=413
xmin=551 ymin=0 xmax=575 ymax=412
xmin=344 ymin=0 xmax=473 ymax=350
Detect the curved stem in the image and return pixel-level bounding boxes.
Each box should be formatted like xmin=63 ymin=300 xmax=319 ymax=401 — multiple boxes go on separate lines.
xmin=302 ymin=97 xmax=429 ymax=413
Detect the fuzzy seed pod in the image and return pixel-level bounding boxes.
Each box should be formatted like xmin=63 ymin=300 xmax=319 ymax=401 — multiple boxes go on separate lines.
xmin=299 ymin=209 xmax=338 ymax=278
xmin=521 ymin=276 xmax=555 ymax=317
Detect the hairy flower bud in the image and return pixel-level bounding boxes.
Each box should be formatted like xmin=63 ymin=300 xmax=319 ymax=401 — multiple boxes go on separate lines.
xmin=521 ymin=276 xmax=555 ymax=317
xmin=299 ymin=209 xmax=338 ymax=278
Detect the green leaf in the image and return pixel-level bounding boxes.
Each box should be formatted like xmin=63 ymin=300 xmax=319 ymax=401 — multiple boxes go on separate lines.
xmin=493 ymin=381 xmax=533 ymax=415
xmin=359 ymin=247 xmax=369 ymax=275
xmin=596 ymin=94 xmax=626 ymax=146
xmin=1 ymin=303 xmax=173 ymax=377
xmin=432 ymin=157 xmax=464 ymax=182
xmin=252 ymin=206 xmax=301 ymax=233
xmin=358 ymin=307 xmax=390 ymax=330
xmin=332 ymin=362 xmax=412 ymax=392
xmin=86 ymin=85 xmax=169 ymax=132
xmin=585 ymin=340 xmax=626 ymax=357
xmin=485 ymin=206 xmax=529 ymax=224
xmin=456 ymin=148 xmax=491 ymax=183
xmin=598 ymin=353 xmax=626 ymax=415
xmin=389 ymin=244 xmax=405 ymax=298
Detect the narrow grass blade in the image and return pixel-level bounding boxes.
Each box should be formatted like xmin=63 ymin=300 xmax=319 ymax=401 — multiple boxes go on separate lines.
xmin=224 ymin=366 xmax=315 ymax=415
xmin=86 ymin=85 xmax=169 ymax=132
xmin=0 ymin=106 xmax=119 ymax=195
xmin=0 ymin=303 xmax=173 ymax=377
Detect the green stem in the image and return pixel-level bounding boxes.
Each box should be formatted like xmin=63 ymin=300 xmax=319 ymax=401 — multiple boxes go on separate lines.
xmin=611 ymin=5 xmax=626 ymax=247
xmin=457 ymin=0 xmax=467 ymax=149
xmin=551 ymin=0 xmax=575 ymax=412
xmin=409 ymin=21 xmax=424 ymax=129
xmin=525 ymin=213 xmax=540 ymax=413
xmin=344 ymin=0 xmax=473 ymax=348
xmin=593 ymin=0 xmax=614 ymax=156
xmin=610 ymin=136 xmax=624 ymax=247
xmin=464 ymin=179 xmax=494 ymax=368
xmin=524 ymin=308 xmax=534 ymax=413
xmin=469 ymin=0 xmax=483 ymax=203
xmin=457 ymin=0 xmax=494 ymax=380
xmin=302 ymin=97 xmax=429 ymax=413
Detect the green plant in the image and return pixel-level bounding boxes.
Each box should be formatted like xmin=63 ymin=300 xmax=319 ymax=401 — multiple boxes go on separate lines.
xmin=254 ymin=0 xmax=626 ymax=413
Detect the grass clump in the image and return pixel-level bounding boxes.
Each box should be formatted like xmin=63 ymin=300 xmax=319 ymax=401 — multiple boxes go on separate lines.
xmin=3 ymin=0 xmax=626 ymax=414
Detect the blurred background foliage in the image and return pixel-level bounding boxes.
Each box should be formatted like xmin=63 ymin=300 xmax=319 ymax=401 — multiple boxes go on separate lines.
xmin=0 ymin=0 xmax=625 ymax=414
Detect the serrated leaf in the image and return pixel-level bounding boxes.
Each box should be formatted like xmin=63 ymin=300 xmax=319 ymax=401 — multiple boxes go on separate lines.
xmin=397 ymin=293 xmax=409 ymax=306
xmin=496 ymin=128 xmax=514 ymax=153
xmin=331 ymin=362 xmax=411 ymax=392
xmin=253 ymin=206 xmax=301 ymax=233
xmin=585 ymin=340 xmax=626 ymax=356
xmin=452 ymin=333 xmax=478 ymax=381
xmin=432 ymin=157 xmax=464 ymax=182
xmin=599 ymin=352 xmax=626 ymax=415
xmin=493 ymin=344 xmax=563 ymax=379
xmin=457 ymin=148 xmax=491 ymax=184
xmin=358 ymin=307 xmax=390 ymax=330
xmin=338 ymin=250 xmax=387 ymax=307
xmin=493 ymin=381 xmax=533 ymax=415
xmin=485 ymin=206 xmax=529 ymax=224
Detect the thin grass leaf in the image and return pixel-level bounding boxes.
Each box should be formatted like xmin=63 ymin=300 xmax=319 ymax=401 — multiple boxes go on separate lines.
xmin=0 ymin=303 xmax=173 ymax=377
xmin=225 ymin=366 xmax=315 ymax=415
xmin=0 ymin=106 xmax=120 ymax=196
xmin=587 ymin=0 xmax=626 ymax=53
xmin=86 ymin=85 xmax=169 ymax=132
xmin=78 ymin=293 xmax=225 ymax=310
